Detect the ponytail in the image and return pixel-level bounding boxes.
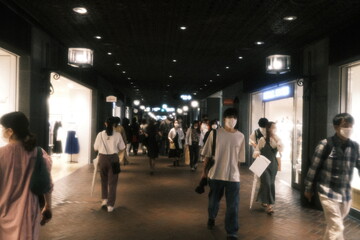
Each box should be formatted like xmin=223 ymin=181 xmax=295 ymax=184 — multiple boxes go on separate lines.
xmin=23 ymin=133 xmax=37 ymax=152
xmin=105 ymin=117 xmax=115 ymax=136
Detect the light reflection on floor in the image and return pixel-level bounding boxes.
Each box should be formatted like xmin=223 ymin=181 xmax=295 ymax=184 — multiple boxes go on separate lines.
xmin=51 ymin=154 xmax=85 ymax=182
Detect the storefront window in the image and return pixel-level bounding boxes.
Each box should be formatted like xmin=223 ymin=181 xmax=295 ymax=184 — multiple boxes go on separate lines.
xmin=345 ymin=63 xmax=360 ymax=210
xmin=0 ymin=48 xmax=18 ymax=147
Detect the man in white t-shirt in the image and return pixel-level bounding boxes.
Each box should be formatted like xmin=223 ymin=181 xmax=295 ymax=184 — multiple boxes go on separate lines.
xmin=201 ymin=108 xmax=245 ymax=240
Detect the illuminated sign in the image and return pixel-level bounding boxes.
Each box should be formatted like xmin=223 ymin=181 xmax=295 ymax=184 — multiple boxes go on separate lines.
xmin=262 ymin=85 xmax=292 ymax=101
xmin=180 ymin=94 xmax=192 ymax=101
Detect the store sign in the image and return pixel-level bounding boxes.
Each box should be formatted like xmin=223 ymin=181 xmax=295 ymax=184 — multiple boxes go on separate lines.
xmin=106 ymin=95 xmax=117 ymax=102
xmin=223 ymin=98 xmax=234 ymax=105
xmin=262 ymin=85 xmax=292 ymax=101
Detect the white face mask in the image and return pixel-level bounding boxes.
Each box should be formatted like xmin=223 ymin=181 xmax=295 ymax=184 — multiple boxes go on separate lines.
xmin=225 ymin=118 xmax=237 ymax=129
xmin=211 ymin=124 xmax=217 ymax=130
xmin=340 ymin=127 xmax=353 ymax=139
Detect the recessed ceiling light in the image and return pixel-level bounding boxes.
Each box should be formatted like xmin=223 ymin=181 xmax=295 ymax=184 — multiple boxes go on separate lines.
xmin=283 ymin=16 xmax=297 ymax=21
xmin=225 ymin=66 xmax=230 ymax=69
xmin=167 ymin=84 xmax=170 ymax=87
xmin=180 ymin=26 xmax=187 ymax=30
xmin=199 ymin=88 xmax=203 ymax=90
xmin=122 ymin=71 xmax=126 ymax=74
xmin=128 ymin=77 xmax=131 ymax=80
xmin=193 ymin=92 xmax=197 ymax=95
xmin=107 ymin=52 xmax=112 ymax=55
xmin=255 ymin=41 xmax=265 ymax=45
xmin=209 ymin=80 xmax=213 ymax=82
xmin=73 ymin=7 xmax=87 ymax=14
xmin=94 ymin=36 xmax=102 ymax=39
xmin=172 ymin=59 xmax=177 ymax=62
xmin=217 ymin=74 xmax=220 ymax=77
xmin=169 ymin=75 xmax=172 ymax=78
xmin=116 ymin=63 xmax=121 ymax=66
xmin=238 ymin=56 xmax=243 ymax=59
xmin=204 ymin=84 xmax=207 ymax=87
xmin=130 ymin=82 xmax=133 ymax=85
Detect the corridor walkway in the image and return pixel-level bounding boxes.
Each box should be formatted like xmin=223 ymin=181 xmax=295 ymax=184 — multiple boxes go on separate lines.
xmin=41 ymin=155 xmax=360 ymax=240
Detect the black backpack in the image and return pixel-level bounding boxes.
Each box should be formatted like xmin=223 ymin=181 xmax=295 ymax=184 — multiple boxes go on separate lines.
xmin=254 ymin=128 xmax=263 ymax=144
xmin=205 ymin=129 xmax=217 ymax=171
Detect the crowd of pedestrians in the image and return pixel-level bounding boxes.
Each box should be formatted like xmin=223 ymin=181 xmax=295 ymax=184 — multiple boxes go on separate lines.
xmin=1 ymin=110 xmax=359 ymax=240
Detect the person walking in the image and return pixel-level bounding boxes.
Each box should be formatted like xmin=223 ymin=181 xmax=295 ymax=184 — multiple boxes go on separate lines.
xmin=168 ymin=120 xmax=185 ymax=167
xmin=145 ymin=119 xmax=160 ymax=175
xmin=122 ymin=118 xmax=131 ymax=165
xmin=185 ymin=120 xmax=201 ymax=171
xmin=304 ymin=113 xmax=360 ymax=240
xmin=94 ymin=117 xmax=125 ymax=212
xmin=249 ymin=117 xmax=268 ymax=149
xmin=200 ymin=108 xmax=245 ymax=240
xmin=113 ymin=117 xmax=128 ymax=165
xmin=139 ymin=119 xmax=148 ymax=155
xmin=130 ymin=117 xmax=140 ymax=155
xmin=253 ymin=121 xmax=283 ymax=215
xmin=0 ymin=111 xmax=53 ymax=239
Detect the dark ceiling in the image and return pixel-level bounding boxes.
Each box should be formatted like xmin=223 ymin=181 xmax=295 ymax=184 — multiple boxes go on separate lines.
xmin=3 ymin=0 xmax=360 ymax=107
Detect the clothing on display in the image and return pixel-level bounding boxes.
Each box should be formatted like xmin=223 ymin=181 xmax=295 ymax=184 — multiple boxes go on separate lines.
xmin=65 ymin=130 xmax=80 ymax=154
xmin=52 ymin=121 xmax=63 ymax=154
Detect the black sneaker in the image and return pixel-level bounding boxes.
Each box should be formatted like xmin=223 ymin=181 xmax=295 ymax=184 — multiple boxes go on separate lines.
xmin=207 ymin=218 xmax=215 ymax=229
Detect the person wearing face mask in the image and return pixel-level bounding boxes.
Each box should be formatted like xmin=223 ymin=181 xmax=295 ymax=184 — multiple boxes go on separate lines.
xmin=185 ymin=120 xmax=201 ymax=171
xmin=203 ymin=119 xmax=219 ymax=145
xmin=253 ymin=121 xmax=283 ymax=215
xmin=304 ymin=113 xmax=360 ymax=240
xmin=168 ymin=120 xmax=185 ymax=166
xmin=200 ymin=108 xmax=245 ymax=240
xmin=0 ymin=112 xmax=53 ymax=239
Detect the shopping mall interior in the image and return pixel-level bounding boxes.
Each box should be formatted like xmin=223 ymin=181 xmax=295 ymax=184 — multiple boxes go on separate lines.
xmin=1 ymin=0 xmax=360 ymax=239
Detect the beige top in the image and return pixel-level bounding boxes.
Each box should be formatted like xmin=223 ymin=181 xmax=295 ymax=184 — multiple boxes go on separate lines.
xmin=0 ymin=142 xmax=53 ymax=240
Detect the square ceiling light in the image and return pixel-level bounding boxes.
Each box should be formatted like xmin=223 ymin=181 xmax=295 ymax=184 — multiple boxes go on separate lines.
xmin=68 ymin=48 xmax=93 ymax=68
xmin=266 ymin=55 xmax=290 ymax=74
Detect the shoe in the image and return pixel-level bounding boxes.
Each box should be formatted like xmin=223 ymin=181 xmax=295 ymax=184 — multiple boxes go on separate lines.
xmin=191 ymin=167 xmax=195 ymax=171
xmin=194 ymin=164 xmax=198 ymax=170
xmin=101 ymin=199 xmax=108 ymax=210
xmin=207 ymin=218 xmax=215 ymax=230
xmin=107 ymin=206 xmax=114 ymax=212
xmin=266 ymin=206 xmax=274 ymax=215
xmin=227 ymin=236 xmax=238 ymax=240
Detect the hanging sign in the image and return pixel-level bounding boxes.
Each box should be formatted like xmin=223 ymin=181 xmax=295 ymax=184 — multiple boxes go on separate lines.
xmin=223 ymin=98 xmax=234 ymax=105
xmin=106 ymin=95 xmax=117 ymax=102
xmin=262 ymin=85 xmax=293 ymax=102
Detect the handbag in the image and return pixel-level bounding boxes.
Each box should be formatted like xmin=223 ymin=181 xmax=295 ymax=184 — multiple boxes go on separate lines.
xmin=30 ymin=147 xmax=51 ymax=195
xmin=101 ymin=133 xmax=121 ymax=174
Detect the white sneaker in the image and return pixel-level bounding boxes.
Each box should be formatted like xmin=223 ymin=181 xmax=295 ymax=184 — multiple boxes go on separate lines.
xmin=101 ymin=199 xmax=108 ymax=210
xmin=107 ymin=206 xmax=114 ymax=212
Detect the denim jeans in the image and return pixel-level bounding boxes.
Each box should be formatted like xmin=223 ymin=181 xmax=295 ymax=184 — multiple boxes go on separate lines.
xmin=208 ymin=179 xmax=240 ymax=237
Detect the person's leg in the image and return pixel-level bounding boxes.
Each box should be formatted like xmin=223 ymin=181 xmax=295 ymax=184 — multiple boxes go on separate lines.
xmin=225 ymin=181 xmax=240 ymax=238
xmin=319 ymin=193 xmax=346 ymax=240
xmin=208 ymin=179 xmax=225 ymax=226
xmin=99 ymin=156 xmax=109 ymax=202
xmin=194 ymin=145 xmax=200 ymax=169
xmin=189 ymin=145 xmax=195 ymax=168
xmin=107 ymin=157 xmax=119 ymax=208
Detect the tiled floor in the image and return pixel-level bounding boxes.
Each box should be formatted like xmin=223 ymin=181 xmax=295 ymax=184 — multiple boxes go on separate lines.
xmin=41 ymin=154 xmax=360 ymax=240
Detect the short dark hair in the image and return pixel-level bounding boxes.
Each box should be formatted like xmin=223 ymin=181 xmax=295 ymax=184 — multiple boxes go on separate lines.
xmin=258 ymin=118 xmax=269 ymax=128
xmin=333 ymin=113 xmax=354 ymax=126
xmin=223 ymin=108 xmax=238 ymax=119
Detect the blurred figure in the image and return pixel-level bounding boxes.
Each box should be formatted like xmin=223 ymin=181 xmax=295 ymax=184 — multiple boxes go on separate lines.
xmin=145 ymin=119 xmax=160 ymax=175
xmin=130 ymin=117 xmax=140 ymax=155
xmin=168 ymin=120 xmax=185 ymax=167
xmin=249 ymin=117 xmax=268 ymax=149
xmin=139 ymin=119 xmax=148 ymax=155
xmin=159 ymin=117 xmax=172 ymax=155
xmin=253 ymin=121 xmax=283 ymax=215
xmin=94 ymin=117 xmax=125 ymax=212
xmin=0 ymin=111 xmax=53 ymax=239
xmin=122 ymin=118 xmax=131 ymax=165
xmin=203 ymin=119 xmax=219 ymax=144
xmin=185 ymin=120 xmax=201 ymax=171
xmin=113 ymin=117 xmax=128 ymax=165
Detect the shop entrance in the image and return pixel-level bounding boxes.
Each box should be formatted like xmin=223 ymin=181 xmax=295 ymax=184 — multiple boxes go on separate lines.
xmin=0 ymin=48 xmax=18 ymax=147
xmin=48 ymin=73 xmax=92 ymax=181
xmin=251 ymin=82 xmax=303 ymax=189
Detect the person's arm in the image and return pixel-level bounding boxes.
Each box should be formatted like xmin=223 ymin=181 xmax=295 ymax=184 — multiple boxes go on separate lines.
xmin=185 ymin=128 xmax=190 ymax=145
xmin=94 ymin=132 xmax=101 ymax=151
xmin=168 ymin=129 xmax=174 ymax=142
xmin=117 ymin=133 xmax=126 ymax=151
xmin=41 ymin=149 xmax=53 ymax=225
xmin=200 ymin=131 xmax=214 ymax=178
xmin=249 ymin=131 xmax=256 ymax=148
xmin=253 ymin=137 xmax=265 ymax=158
xmin=304 ymin=140 xmax=327 ymax=201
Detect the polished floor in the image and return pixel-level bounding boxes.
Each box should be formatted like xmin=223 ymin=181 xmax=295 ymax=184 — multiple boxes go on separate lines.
xmin=42 ymin=154 xmax=360 ymax=240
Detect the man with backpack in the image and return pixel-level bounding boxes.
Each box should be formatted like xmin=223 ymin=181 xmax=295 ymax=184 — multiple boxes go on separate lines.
xmin=304 ymin=113 xmax=360 ymax=240
xmin=200 ymin=108 xmax=245 ymax=240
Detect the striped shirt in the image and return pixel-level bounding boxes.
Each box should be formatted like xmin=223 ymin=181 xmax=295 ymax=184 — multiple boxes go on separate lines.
xmin=304 ymin=134 xmax=360 ymax=202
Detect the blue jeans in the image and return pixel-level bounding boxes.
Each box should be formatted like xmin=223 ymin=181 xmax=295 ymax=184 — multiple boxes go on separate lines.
xmin=208 ymin=179 xmax=240 ymax=237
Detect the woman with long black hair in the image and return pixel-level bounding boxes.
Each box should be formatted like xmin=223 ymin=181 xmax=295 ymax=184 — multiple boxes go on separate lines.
xmin=94 ymin=117 xmax=125 ymax=212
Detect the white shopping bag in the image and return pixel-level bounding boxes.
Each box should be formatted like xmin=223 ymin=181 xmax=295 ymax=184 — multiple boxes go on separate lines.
xmin=249 ymin=155 xmax=271 ymax=177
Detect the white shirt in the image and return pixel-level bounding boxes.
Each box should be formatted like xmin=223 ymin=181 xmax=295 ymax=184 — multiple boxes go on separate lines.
xmin=94 ymin=130 xmax=126 ymax=154
xmin=249 ymin=127 xmax=266 ymax=148
xmin=168 ymin=127 xmax=185 ymax=149
xmin=253 ymin=135 xmax=283 ymax=158
xmin=202 ymin=128 xmax=245 ymax=182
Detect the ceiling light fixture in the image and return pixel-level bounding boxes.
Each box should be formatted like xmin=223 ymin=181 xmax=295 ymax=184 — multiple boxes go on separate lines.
xmin=116 ymin=63 xmax=121 ymax=66
xmin=255 ymin=41 xmax=265 ymax=45
xmin=68 ymin=48 xmax=93 ymax=68
xmin=180 ymin=26 xmax=187 ymax=30
xmin=172 ymin=59 xmax=177 ymax=62
xmin=73 ymin=7 xmax=87 ymax=14
xmin=107 ymin=52 xmax=112 ymax=55
xmin=266 ymin=54 xmax=291 ymax=74
xmin=225 ymin=66 xmax=230 ymax=69
xmin=217 ymin=74 xmax=220 ymax=77
xmin=209 ymin=80 xmax=213 ymax=82
xmin=122 ymin=71 xmax=126 ymax=74
xmin=283 ymin=16 xmax=297 ymax=21
xmin=133 ymin=100 xmax=140 ymax=106
xmin=169 ymin=75 xmax=172 ymax=78
xmin=238 ymin=56 xmax=243 ymax=59
xmin=94 ymin=36 xmax=102 ymax=39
